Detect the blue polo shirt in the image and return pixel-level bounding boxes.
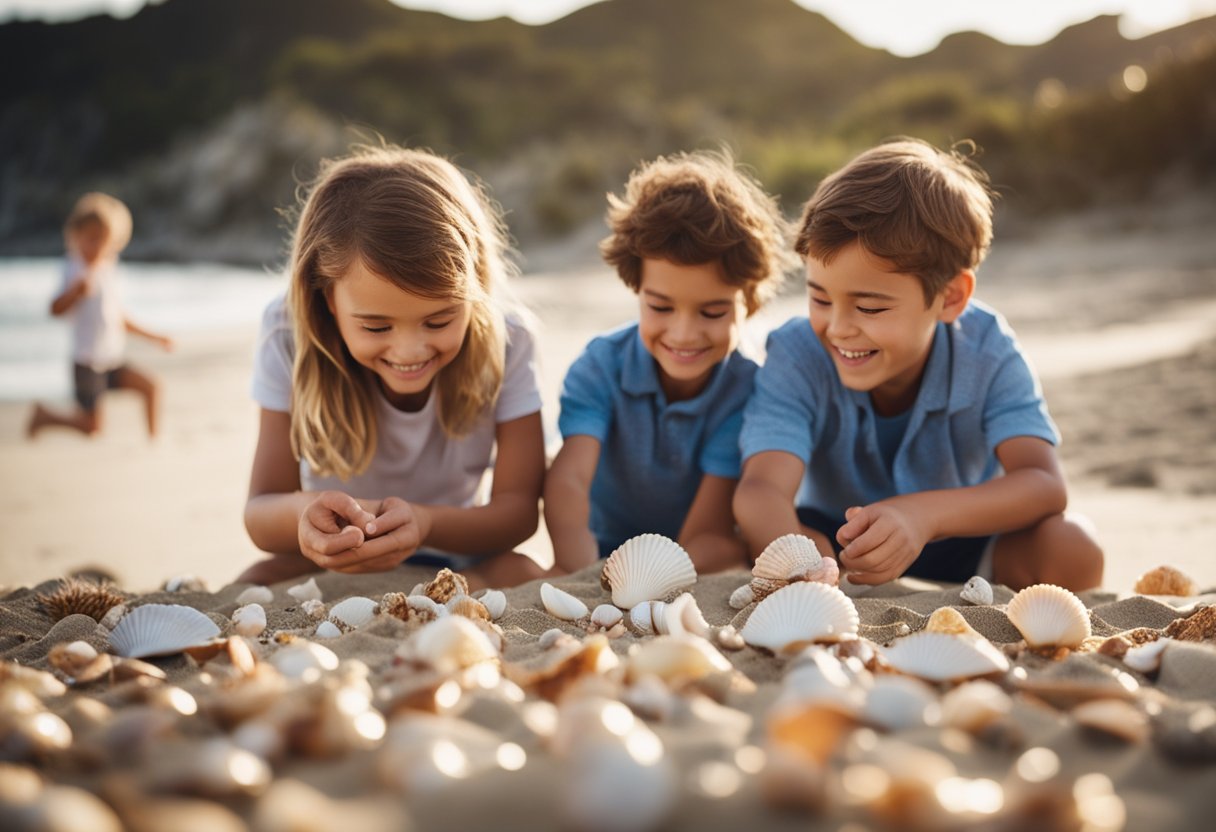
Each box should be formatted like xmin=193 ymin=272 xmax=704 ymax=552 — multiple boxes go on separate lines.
xmin=740 ymin=299 xmax=1059 ymax=520
xmin=559 ymin=323 xmax=758 ymax=556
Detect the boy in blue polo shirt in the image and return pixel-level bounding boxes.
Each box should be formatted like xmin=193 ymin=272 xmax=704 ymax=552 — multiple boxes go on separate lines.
xmin=735 ymin=138 xmax=1104 ymax=590
xmin=545 ymin=150 xmax=791 ymax=574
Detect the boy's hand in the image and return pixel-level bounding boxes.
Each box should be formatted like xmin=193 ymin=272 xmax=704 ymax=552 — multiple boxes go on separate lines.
xmin=298 ymin=491 xmax=378 ymax=567
xmin=836 ymin=500 xmax=931 ymax=585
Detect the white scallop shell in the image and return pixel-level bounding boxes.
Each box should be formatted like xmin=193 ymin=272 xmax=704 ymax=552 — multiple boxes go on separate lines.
xmin=602 ymin=534 xmax=697 ymax=610
xmin=314 ymin=621 xmax=342 ymax=639
xmin=478 ymin=589 xmax=507 ymax=621
xmin=235 ymin=586 xmax=274 ymax=605
xmin=862 ymin=675 xmax=940 ymax=731
xmin=881 ymin=631 xmax=1010 ymax=682
xmin=655 ymin=593 xmax=710 ymax=639
xmin=960 ymin=576 xmax=993 ymax=606
xmin=287 ymin=577 xmax=322 ymax=603
xmin=231 ymin=603 xmax=267 ymax=637
xmin=590 ymin=604 xmax=624 ymax=630
xmin=540 ymin=583 xmax=589 ymax=622
xmin=728 ymin=583 xmax=754 ymax=609
xmin=1006 ymin=584 xmax=1091 ymax=648
xmin=329 ymin=596 xmax=377 ymax=629
xmin=108 ymin=603 xmax=222 ymax=658
xmin=630 ymin=601 xmax=655 ymax=635
xmin=753 ymin=533 xmax=824 ymax=581
xmin=740 ymin=582 xmax=860 ymax=653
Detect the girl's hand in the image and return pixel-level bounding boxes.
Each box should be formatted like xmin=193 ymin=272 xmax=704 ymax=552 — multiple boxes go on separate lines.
xmin=297 ymin=491 xmax=377 ymax=568
xmin=836 ymin=500 xmax=931 ymax=585
xmin=330 ymin=497 xmax=426 ymax=574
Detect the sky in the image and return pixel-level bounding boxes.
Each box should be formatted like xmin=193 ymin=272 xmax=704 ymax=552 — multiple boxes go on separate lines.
xmin=3 ymin=0 xmax=1216 ymax=56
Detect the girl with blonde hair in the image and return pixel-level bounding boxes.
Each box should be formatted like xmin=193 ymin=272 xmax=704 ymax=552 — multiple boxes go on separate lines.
xmin=241 ymin=146 xmax=546 ymax=588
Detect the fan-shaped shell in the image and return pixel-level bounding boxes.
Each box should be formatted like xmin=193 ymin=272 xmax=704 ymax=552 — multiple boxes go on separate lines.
xmin=602 ymin=534 xmax=697 ymax=609
xmin=881 ymin=631 xmax=1010 ymax=682
xmin=329 ymin=596 xmax=377 ymax=629
xmin=740 ymin=582 xmax=860 ymax=654
xmin=754 ymin=534 xmax=825 ymax=581
xmin=1006 ymin=584 xmax=1091 ymax=648
xmin=108 ymin=603 xmax=221 ymax=658
xmin=540 ymin=583 xmax=589 ymax=622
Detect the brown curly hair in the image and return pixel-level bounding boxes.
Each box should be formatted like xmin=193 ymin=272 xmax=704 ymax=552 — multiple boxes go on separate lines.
xmin=600 ymin=149 xmax=793 ymax=316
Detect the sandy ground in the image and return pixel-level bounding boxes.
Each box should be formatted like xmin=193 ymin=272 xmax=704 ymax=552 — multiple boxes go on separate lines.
xmin=1 ymin=200 xmax=1214 ymax=593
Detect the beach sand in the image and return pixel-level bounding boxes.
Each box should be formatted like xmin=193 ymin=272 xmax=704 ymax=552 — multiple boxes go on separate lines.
xmin=2 ymin=202 xmax=1215 ymax=829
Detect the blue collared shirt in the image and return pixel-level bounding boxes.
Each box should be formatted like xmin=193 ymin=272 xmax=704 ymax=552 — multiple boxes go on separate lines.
xmin=740 ymin=299 xmax=1059 ymax=517
xmin=558 ymin=322 xmax=758 ymax=555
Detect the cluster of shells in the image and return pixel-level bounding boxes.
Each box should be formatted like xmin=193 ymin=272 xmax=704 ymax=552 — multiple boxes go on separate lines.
xmin=728 ymin=533 xmax=841 ymax=610
xmin=3 ymin=560 xmax=1213 ymax=832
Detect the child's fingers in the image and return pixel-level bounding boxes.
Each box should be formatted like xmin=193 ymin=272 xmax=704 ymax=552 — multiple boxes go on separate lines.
xmin=366 ymin=499 xmax=412 ymax=537
xmin=306 ymin=491 xmax=365 ymax=533
xmin=302 ymin=525 xmax=365 ymax=562
xmin=836 ymin=506 xmax=869 ymax=546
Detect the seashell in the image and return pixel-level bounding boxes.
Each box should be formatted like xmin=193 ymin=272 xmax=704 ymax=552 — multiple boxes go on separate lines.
xmin=1133 ymin=565 xmax=1197 ymax=597
xmin=232 ymin=603 xmax=267 ymax=637
xmin=559 ymin=725 xmax=676 ymax=832
xmin=1122 ymin=638 xmax=1170 ymax=674
xmin=300 ymin=598 xmax=326 ymax=620
xmin=446 ymin=594 xmax=491 ymax=622
xmin=753 ymin=533 xmax=825 ymax=581
xmin=740 ymin=581 xmax=860 ymax=654
xmin=629 ymin=601 xmax=655 ymax=635
xmin=602 ymin=534 xmax=697 ymax=609
xmin=235 ymin=585 xmax=274 ymax=605
xmin=98 ymin=603 xmax=127 ymax=630
xmin=938 ymin=679 xmax=1012 ymax=734
xmin=728 ymin=583 xmax=754 ymax=609
xmin=715 ymin=625 xmax=745 ymax=651
xmin=626 ymin=634 xmax=734 ymax=686
xmin=505 ymin=634 xmax=620 ymax=702
xmin=540 ymin=582 xmax=589 ymax=622
xmin=315 ymin=621 xmax=342 ymax=639
xmin=924 ymin=607 xmax=982 ymax=640
xmin=1164 ymin=605 xmax=1216 ymax=642
xmin=48 ymin=640 xmax=114 ymax=685
xmin=402 ymin=615 xmax=499 ymax=674
xmin=590 ymin=604 xmax=624 ymax=630
xmin=163 ymin=574 xmax=207 ymax=593
xmin=539 ymin=628 xmax=578 ymax=651
xmin=147 ymin=737 xmax=273 ymax=797
xmin=0 ymin=663 xmax=68 ymax=698
xmin=1006 ymin=584 xmax=1091 ymax=649
xmin=862 ymin=675 xmax=940 ymax=731
xmin=623 ymin=674 xmax=678 ymax=721
xmin=270 ymin=640 xmax=339 ymax=680
xmin=423 ymin=568 xmax=469 ymax=604
xmin=1073 ymin=698 xmax=1150 ymax=742
xmin=655 ymin=592 xmax=710 ymax=639
xmin=108 ymin=603 xmax=222 ymax=658
xmin=287 ymin=577 xmax=323 ymax=602
xmin=960 ymin=575 xmax=994 ymax=605
xmin=882 ymin=631 xmax=1010 ymax=682
xmin=0 ymin=780 xmax=122 ymax=832
xmin=329 ymin=596 xmax=377 ymax=629
xmin=749 ymin=576 xmax=789 ymax=604
xmin=478 ymin=589 xmax=507 ymax=620
xmin=778 ymin=646 xmax=867 ymax=715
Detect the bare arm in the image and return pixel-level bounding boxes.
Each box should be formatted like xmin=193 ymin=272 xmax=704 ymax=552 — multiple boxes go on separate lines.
xmin=839 ymin=436 xmax=1068 ymax=584
xmin=125 ymin=317 xmax=174 ymax=350
xmin=733 ymin=450 xmax=822 ymax=557
xmin=49 ymin=274 xmax=92 ymax=316
xmin=678 ymin=474 xmax=748 ymax=573
xmin=413 ymin=411 xmax=546 ymax=555
xmin=543 ymin=434 xmax=602 ymax=574
xmin=243 ymin=408 xmax=313 ymax=553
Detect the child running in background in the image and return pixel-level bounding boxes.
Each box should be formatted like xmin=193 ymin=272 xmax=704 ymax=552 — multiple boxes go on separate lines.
xmin=734 ymin=138 xmax=1104 ymax=590
xmin=240 ymin=146 xmax=546 ymax=589
xmin=27 ymin=192 xmax=173 ymax=439
xmin=545 ymin=149 xmax=792 ymax=575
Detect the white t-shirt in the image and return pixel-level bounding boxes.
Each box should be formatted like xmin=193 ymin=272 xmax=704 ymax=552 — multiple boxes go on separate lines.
xmin=250 ymin=294 xmax=543 ymax=508
xmin=63 ymin=254 xmax=126 ymax=371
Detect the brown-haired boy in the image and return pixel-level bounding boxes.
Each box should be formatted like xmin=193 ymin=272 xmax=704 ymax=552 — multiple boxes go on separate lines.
xmin=27 ymin=192 xmax=173 ymax=439
xmin=734 ymin=138 xmax=1104 ymax=590
xmin=545 ymin=149 xmax=792 ymax=574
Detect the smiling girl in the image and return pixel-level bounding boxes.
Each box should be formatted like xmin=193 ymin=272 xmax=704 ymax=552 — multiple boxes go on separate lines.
xmin=240 ymin=147 xmax=545 ymax=589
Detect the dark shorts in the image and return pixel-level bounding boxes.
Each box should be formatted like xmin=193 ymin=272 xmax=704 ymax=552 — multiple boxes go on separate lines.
xmin=797 ymin=506 xmax=992 ymax=583
xmin=407 ymin=549 xmax=489 ymax=571
xmin=73 ymin=363 xmax=126 ymax=412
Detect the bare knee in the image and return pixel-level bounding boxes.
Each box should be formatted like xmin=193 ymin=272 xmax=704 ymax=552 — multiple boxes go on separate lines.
xmin=994 ymin=513 xmax=1104 ymax=592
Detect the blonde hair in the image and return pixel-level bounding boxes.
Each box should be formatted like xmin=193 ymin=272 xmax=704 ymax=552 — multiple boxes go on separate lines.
xmin=287 ymin=146 xmax=514 ymax=481
xmin=600 ymin=149 xmax=792 ymax=316
xmin=64 ymin=192 xmax=133 ymax=255
xmin=795 ymin=138 xmax=994 ymax=306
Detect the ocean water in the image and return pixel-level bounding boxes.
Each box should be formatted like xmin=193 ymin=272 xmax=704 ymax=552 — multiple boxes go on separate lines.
xmin=0 ymin=258 xmax=284 ymax=402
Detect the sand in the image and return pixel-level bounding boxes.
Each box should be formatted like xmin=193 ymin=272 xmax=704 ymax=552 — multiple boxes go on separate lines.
xmin=2 ymin=202 xmax=1216 ymax=828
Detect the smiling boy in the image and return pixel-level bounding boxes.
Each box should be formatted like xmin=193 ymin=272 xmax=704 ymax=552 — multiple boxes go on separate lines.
xmin=734 ymin=139 xmax=1104 ymax=590
xmin=545 ymin=150 xmax=790 ymax=573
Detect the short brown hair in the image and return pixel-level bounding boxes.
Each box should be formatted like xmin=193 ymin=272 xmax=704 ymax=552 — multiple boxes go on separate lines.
xmin=794 ymin=138 xmax=994 ymax=305
xmin=600 ymin=149 xmax=792 ymax=316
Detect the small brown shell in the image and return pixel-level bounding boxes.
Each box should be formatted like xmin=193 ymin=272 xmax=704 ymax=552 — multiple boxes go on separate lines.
xmin=1164 ymin=605 xmax=1216 ymax=642
xmin=1133 ymin=565 xmax=1197 ymax=597
xmin=749 ymin=576 xmax=789 ymax=605
xmin=424 ymin=569 xmax=469 ymax=604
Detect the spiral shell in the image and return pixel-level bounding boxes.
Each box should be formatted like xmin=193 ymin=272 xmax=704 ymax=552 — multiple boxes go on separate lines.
xmin=728 ymin=583 xmax=754 ymax=609
xmin=1006 ymin=584 xmax=1091 ymax=649
xmin=602 ymin=534 xmax=697 ymax=610
xmin=740 ymin=582 xmax=860 ymax=654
